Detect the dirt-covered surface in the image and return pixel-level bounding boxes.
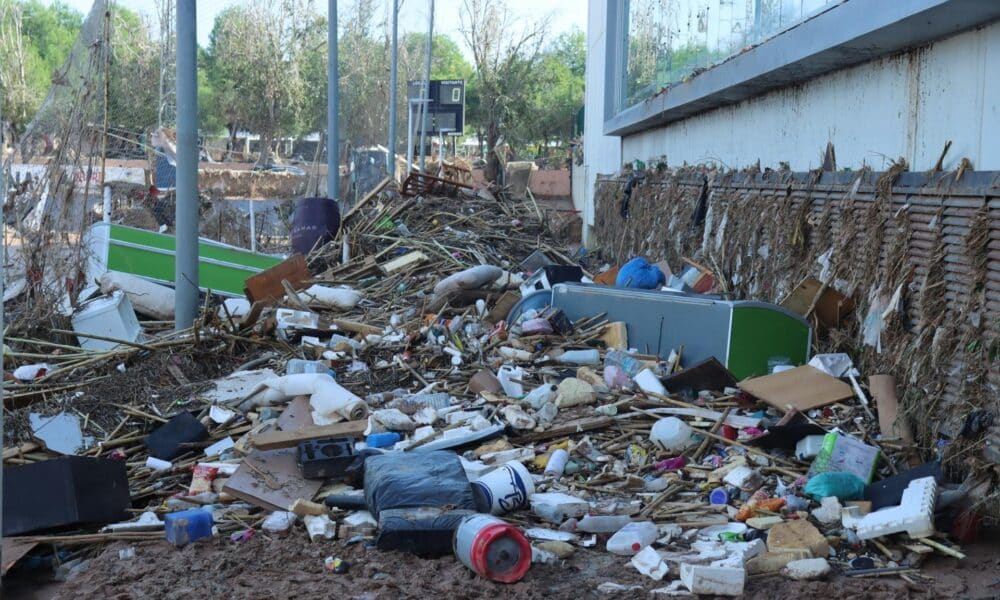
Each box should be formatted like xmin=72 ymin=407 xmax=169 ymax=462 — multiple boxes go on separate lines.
xmin=5 ymin=536 xmax=996 ymax=600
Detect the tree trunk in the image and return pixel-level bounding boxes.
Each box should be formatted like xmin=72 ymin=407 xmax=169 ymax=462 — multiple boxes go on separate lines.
xmin=484 ymin=121 xmax=501 ymax=183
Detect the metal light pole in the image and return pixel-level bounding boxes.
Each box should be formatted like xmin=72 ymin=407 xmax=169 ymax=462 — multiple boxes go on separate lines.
xmin=387 ymin=0 xmax=399 ymax=177
xmin=417 ymin=0 xmax=434 ymax=172
xmin=175 ymin=0 xmax=199 ymax=330
xmin=0 ymin=80 xmax=7 ymax=552
xmin=328 ymin=0 xmax=340 ymax=202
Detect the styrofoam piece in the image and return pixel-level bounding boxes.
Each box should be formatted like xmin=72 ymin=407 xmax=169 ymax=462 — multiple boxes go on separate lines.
xmin=680 ymin=564 xmax=745 ymax=596
xmin=854 ymin=476 xmax=937 ymax=540
xmin=204 ymin=437 xmax=235 ymax=457
xmin=631 ymin=546 xmax=669 ymax=581
xmin=303 ymin=514 xmax=337 ymax=541
xmin=275 ymin=308 xmax=319 ymax=330
xmin=71 ymin=291 xmax=142 ymax=352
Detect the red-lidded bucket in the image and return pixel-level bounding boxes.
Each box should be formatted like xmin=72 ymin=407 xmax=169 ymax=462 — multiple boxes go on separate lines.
xmin=453 ymin=514 xmax=531 ymax=583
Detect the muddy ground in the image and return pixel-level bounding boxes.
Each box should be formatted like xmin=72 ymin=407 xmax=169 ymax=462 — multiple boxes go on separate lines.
xmin=7 ymin=535 xmax=999 ymax=599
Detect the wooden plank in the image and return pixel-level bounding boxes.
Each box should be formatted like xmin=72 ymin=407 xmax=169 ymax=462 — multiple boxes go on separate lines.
xmin=243 ymin=254 xmax=311 ymax=304
xmin=511 ymin=416 xmax=614 ymax=444
xmin=252 ymin=420 xmax=368 ymax=451
xmin=381 ymin=250 xmax=428 ymax=274
xmin=330 ymin=318 xmax=381 ymax=336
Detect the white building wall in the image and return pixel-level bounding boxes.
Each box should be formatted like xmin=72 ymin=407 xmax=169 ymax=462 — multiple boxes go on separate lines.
xmin=580 ymin=0 xmax=622 ymax=245
xmin=620 ymin=20 xmax=1000 ymax=172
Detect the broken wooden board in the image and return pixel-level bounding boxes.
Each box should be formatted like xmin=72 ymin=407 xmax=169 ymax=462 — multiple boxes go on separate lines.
xmin=252 ymin=420 xmax=368 ymax=451
xmin=223 ymin=397 xmax=322 ymax=511
xmin=380 ymin=250 xmax=428 ymax=274
xmin=869 ymin=374 xmax=913 ymax=443
xmin=244 ymin=254 xmax=311 ymax=304
xmin=738 ymin=365 xmax=854 ymax=412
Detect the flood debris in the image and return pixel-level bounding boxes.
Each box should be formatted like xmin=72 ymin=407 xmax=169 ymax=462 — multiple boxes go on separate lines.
xmin=0 ymin=179 xmax=986 ymax=596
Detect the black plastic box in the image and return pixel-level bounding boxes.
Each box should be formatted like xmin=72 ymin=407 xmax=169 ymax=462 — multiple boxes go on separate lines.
xmin=3 ymin=456 xmax=131 ymax=536
xmin=297 ymin=437 xmax=357 ymax=480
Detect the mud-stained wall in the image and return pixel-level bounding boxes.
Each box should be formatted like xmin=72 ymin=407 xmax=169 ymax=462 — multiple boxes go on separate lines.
xmin=594 ymin=166 xmax=1000 ymax=511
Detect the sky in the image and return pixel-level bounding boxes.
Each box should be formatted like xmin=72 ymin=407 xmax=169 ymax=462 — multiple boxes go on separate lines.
xmin=45 ymin=0 xmax=586 ymax=53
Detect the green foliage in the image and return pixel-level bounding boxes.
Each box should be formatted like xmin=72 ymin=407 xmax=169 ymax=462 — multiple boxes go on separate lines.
xmin=0 ymin=0 xmax=81 ymax=132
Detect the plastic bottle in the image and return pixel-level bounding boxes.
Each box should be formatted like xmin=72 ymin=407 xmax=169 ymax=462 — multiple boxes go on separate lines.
xmin=557 ymin=349 xmax=601 ymax=365
xmin=576 ymin=515 xmax=633 ymax=533
xmin=650 ymin=417 xmax=695 ymax=452
xmin=543 ymin=449 xmax=569 ymax=477
xmin=604 ymin=350 xmax=642 ymax=378
xmin=523 ymin=384 xmax=558 ymax=409
xmin=606 ymin=521 xmax=658 ymax=555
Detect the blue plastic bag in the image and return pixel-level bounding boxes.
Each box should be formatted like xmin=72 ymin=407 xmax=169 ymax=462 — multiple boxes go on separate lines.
xmin=615 ymin=257 xmax=666 ymax=289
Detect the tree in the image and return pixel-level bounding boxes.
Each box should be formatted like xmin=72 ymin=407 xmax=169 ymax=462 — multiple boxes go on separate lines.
xmin=107 ymin=7 xmax=160 ymax=134
xmin=0 ymin=0 xmax=82 ymax=135
xmin=552 ymin=26 xmax=585 ymax=79
xmin=207 ymin=0 xmax=318 ymax=164
xmin=460 ymin=0 xmax=549 ymax=181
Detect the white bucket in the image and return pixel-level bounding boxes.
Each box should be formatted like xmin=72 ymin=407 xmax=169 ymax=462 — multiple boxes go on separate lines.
xmin=471 ymin=460 xmax=535 ymax=514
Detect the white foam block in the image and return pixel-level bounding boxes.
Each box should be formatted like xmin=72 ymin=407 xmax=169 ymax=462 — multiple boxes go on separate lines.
xmin=855 ymin=476 xmax=937 ymax=540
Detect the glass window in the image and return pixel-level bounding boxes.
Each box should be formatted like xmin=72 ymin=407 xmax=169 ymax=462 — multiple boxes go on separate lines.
xmin=622 ymin=0 xmax=838 ymax=110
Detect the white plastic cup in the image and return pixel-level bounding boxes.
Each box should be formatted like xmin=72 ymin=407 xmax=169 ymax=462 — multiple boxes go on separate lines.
xmin=543 ymin=449 xmax=569 ymax=477
xmin=650 ymin=417 xmax=694 ymax=452
xmin=472 ymin=460 xmax=535 ymax=514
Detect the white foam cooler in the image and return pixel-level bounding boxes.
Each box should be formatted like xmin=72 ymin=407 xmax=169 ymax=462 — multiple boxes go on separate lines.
xmin=71 ymin=291 xmax=142 ymax=351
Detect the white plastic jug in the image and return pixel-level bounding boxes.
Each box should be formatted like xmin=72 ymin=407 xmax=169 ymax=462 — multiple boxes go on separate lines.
xmin=607 ymin=521 xmax=658 ymax=555
xmin=650 ymin=417 xmax=694 ymax=452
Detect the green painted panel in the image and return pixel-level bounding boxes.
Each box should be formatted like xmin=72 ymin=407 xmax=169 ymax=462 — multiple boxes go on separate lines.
xmin=109 ymin=224 xmax=279 ymax=269
xmin=105 ymin=224 xmax=282 ymax=296
xmin=727 ymin=306 xmax=810 ymax=379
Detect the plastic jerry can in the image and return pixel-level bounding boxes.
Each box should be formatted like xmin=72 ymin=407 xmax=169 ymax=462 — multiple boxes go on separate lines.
xmin=606 ymin=521 xmax=658 ymax=555
xmin=164 ymin=508 xmax=213 ymax=547
xmin=453 ymin=514 xmax=531 ymax=583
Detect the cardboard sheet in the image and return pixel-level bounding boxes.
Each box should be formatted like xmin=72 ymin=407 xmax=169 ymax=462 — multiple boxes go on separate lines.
xmin=223 ymin=397 xmax=322 ymax=511
xmin=738 ymin=365 xmax=854 ymax=412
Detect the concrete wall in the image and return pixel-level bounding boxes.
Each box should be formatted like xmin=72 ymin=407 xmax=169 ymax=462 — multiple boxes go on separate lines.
xmin=580 ymin=0 xmax=622 ymax=245
xmin=620 ymin=19 xmax=1000 ymax=172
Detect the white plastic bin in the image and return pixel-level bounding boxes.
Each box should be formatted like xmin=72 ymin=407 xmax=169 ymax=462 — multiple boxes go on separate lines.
xmin=71 ymin=291 xmax=142 ymax=352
